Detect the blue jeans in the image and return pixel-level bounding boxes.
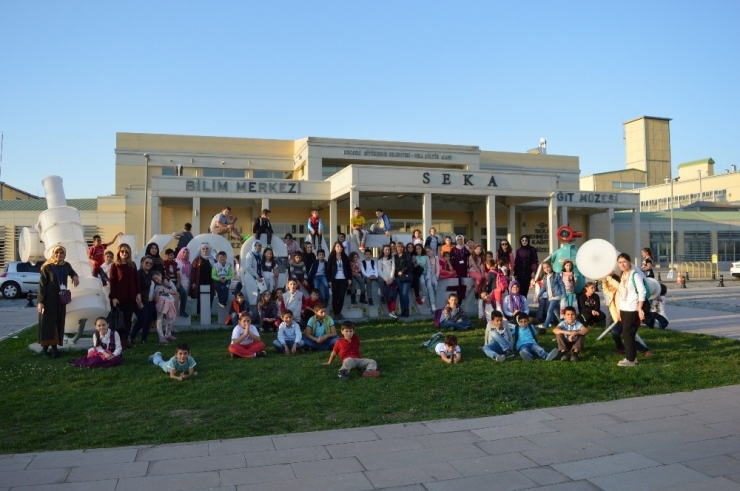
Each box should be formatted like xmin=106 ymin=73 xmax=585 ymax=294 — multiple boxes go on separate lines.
xmin=313 ymin=275 xmax=330 ymax=304
xmin=518 ymin=343 xmax=549 ymax=361
xmin=440 ymin=318 xmax=472 ymax=331
xmin=646 ymin=313 xmax=669 ymax=329
xmin=272 ymin=339 xmax=306 ymax=353
xmin=177 ymin=285 xmax=188 ymax=315
xmin=482 ymin=330 xmax=512 ymax=358
xmin=303 ymin=336 xmax=338 ymax=351
xmin=215 ymin=281 xmax=230 ymax=305
xmin=131 ymin=301 xmax=154 ymax=342
xmin=397 ymin=280 xmax=411 ymax=310
xmin=541 ymin=299 xmax=561 ymax=329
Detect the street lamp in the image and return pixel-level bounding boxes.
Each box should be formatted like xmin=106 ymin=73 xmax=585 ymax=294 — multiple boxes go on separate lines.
xmin=143 ymin=153 xmax=150 ymax=249
xmin=663 ymin=176 xmax=679 ymax=275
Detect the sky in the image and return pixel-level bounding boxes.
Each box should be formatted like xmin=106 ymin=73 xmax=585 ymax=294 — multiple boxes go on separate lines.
xmin=1 ymin=1 xmax=738 ymax=198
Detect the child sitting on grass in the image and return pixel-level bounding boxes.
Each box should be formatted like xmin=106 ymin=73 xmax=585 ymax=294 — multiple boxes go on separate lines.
xmin=646 ymin=283 xmax=669 ymax=329
xmin=439 ymin=293 xmax=472 ymax=330
xmin=70 ymin=317 xmax=122 ymax=368
xmin=304 ymin=303 xmax=338 ymax=351
xmin=435 ymin=334 xmax=461 ymax=364
xmin=552 ymin=306 xmax=589 ymax=362
xmin=512 ymin=312 xmax=559 ymax=362
xmin=148 ymin=343 xmax=197 ymax=381
xmin=481 ymin=310 xmax=515 ymax=362
xmin=229 ymin=312 xmax=266 ymax=358
xmin=273 ymin=310 xmax=305 ymax=354
xmin=324 ymin=320 xmax=381 ymax=379
xmin=257 ymin=290 xmax=279 ymax=332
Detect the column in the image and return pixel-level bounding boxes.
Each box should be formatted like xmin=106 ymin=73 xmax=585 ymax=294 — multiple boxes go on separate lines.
xmin=422 ymin=193 xmax=432 ymax=238
xmin=192 ymin=197 xmax=201 ymax=235
xmin=559 ymin=205 xmax=568 ymax=228
xmin=151 ymin=195 xmax=160 ymax=236
xmin=485 ymin=195 xmax=496 ymax=253
xmin=507 ymin=204 xmax=516 ymax=245
xmin=633 ymin=208 xmax=641 ymax=262
xmin=261 ymin=198 xmax=270 ymax=212
xmin=329 ymin=199 xmax=338 ymax=247
xmin=607 ymin=208 xmax=615 ymax=244
xmin=349 ymin=188 xmax=359 ymax=214
xmin=548 ymin=195 xmax=557 ymax=254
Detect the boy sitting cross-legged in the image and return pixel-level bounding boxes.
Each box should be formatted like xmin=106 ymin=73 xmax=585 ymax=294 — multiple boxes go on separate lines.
xmin=481 ymin=310 xmax=515 ymax=362
xmin=323 ymin=321 xmax=381 ymax=379
xmin=552 ymin=306 xmax=589 ymax=362
xmin=512 ymin=312 xmax=559 ymax=362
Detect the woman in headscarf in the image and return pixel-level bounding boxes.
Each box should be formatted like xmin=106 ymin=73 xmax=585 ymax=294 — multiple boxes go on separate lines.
xmin=452 ymin=235 xmax=470 ymax=300
xmin=108 ymin=243 xmax=140 ymax=345
xmin=514 ymin=234 xmax=539 ymax=298
xmin=190 ymin=242 xmax=215 ymax=310
xmin=175 ymin=247 xmax=192 ymax=316
xmin=37 ymin=244 xmax=80 ymax=358
xmin=144 ymin=242 xmax=165 ymax=275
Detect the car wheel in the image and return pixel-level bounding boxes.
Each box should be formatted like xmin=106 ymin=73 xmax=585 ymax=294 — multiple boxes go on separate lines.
xmin=2 ymin=282 xmax=21 ymax=299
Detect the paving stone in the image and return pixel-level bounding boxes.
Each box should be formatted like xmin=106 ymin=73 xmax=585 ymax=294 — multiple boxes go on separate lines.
xmin=244 ymin=446 xmax=332 ymax=467
xmin=608 ymin=404 xmax=692 ymax=423
xmin=475 ymin=437 xmax=540 ymax=456
xmin=325 ymin=436 xmax=423 ymax=458
xmin=690 ymin=409 xmax=740 ymax=424
xmin=423 ymin=410 xmax=557 ymax=434
xmin=271 ymin=429 xmax=378 ymax=450
xmin=219 ymin=464 xmax=295 ymax=487
xmin=655 ymin=476 xmax=740 ymax=491
xmin=356 ymin=443 xmax=486 ymax=471
xmin=0 ymin=468 xmax=70 ymax=487
xmin=290 ymin=457 xmax=364 ymax=479
xmin=599 ymin=415 xmax=706 ymax=438
xmin=0 ymin=455 xmax=33 ymax=471
xmin=524 ymin=427 xmax=615 ymax=448
xmin=587 ymin=463 xmax=710 ymax=491
xmin=472 ymin=421 xmax=558 ymax=441
xmin=551 ymin=452 xmax=661 ymax=480
xmin=209 ymin=437 xmax=275 ymax=456
xmin=639 ymin=438 xmax=740 ymax=464
xmin=148 ymin=453 xmax=246 ymax=476
xmin=422 ymin=469 xmax=537 ymax=491
xmin=364 ymin=485 xmax=426 ymax=491
xmin=685 ymin=455 xmax=740 ymax=477
xmin=66 ymin=461 xmax=149 ymax=481
xmin=522 ymin=442 xmax=613 ymax=466
xmin=447 ymin=451 xmax=538 ymax=477
xmin=369 ymin=423 xmax=433 ymax=439
xmin=677 ymin=397 xmax=740 ymax=414
xmin=235 ymin=471 xmax=373 ymax=491
xmin=528 ymin=481 xmax=603 ymax=491
xmin=596 ymin=425 xmax=726 ymax=453
xmin=519 ymin=466 xmax=571 ymax=485
xmin=116 ymin=471 xmax=221 ymax=491
xmin=136 ymin=443 xmax=210 ymax=461
xmin=726 ymin=472 xmax=740 ymax=484
xmin=27 ymin=448 xmax=137 ymax=469
xmin=363 ymin=461 xmax=461 ymax=488
xmin=543 ymin=414 xmax=622 ymax=431
xmin=5 ymin=480 xmax=117 ymax=491
xmin=708 ymin=420 xmax=740 ymax=436
xmin=414 ymin=430 xmax=482 ymax=448
xmin=189 ymin=487 xmax=237 ymax=491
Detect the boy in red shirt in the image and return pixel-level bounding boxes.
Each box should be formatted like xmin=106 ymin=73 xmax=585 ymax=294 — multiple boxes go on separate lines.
xmin=324 ymin=321 xmax=381 ymax=379
xmin=88 ymin=232 xmax=123 ymax=268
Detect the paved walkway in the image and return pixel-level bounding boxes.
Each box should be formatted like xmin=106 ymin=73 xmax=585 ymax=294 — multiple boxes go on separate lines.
xmin=1 ymin=279 xmax=739 ymax=490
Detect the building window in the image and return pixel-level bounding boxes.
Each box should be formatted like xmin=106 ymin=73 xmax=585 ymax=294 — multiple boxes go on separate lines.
xmin=683 ymin=232 xmax=711 ymax=262
xmin=649 ymin=231 xmax=676 ymax=264
xmin=718 ymin=232 xmax=740 ymax=261
xmin=322 ymin=165 xmax=347 ymax=180
xmin=252 ymin=170 xmax=284 ymax=179
xmin=203 ymin=168 xmax=245 ymax=178
xmin=161 ymin=167 xmax=176 ymax=176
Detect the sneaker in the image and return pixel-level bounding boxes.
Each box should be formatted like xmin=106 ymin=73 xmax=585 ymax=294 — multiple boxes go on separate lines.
xmin=338 ymin=369 xmax=350 ymax=379
xmin=643 ymin=350 xmax=652 ymax=357
xmin=363 ymin=370 xmax=381 ymax=378
xmin=218 ymin=303 xmax=226 ymax=308
xmin=537 ymin=325 xmax=547 ymax=335
xmin=570 ymin=353 xmax=579 ymax=362
xmin=416 ymin=297 xmax=424 ymax=305
xmin=167 ymin=334 xmax=177 ymax=340
xmin=148 ymin=351 xmax=161 ymax=364
xmin=545 ymin=348 xmax=559 ymax=362
xmin=504 ymin=349 xmax=515 ymax=359
xmin=560 ymin=353 xmax=569 ymax=362
xmin=257 ymin=350 xmax=267 ymax=357
xmin=388 ymin=312 xmax=398 ymax=319
xmin=159 ymin=337 xmax=168 ymax=344
xmin=617 ymin=358 xmax=637 ymax=367
xmin=495 ymin=354 xmax=506 ymax=362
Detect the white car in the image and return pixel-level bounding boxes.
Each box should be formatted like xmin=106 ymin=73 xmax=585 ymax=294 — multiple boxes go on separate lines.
xmin=0 ymin=261 xmax=42 ymax=299
xmin=731 ymin=261 xmax=740 ymax=279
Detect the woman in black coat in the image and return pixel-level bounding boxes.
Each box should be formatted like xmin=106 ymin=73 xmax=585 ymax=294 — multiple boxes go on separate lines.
xmin=37 ymin=244 xmax=79 ymax=358
xmin=514 ymin=234 xmax=539 ymax=298
xmin=326 ymin=241 xmax=352 ymax=320
xmin=394 ymin=242 xmax=414 ymax=317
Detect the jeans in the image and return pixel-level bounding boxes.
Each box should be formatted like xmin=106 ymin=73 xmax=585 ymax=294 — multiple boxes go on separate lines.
xmin=313 ymin=275 xmax=329 ymax=304
xmin=397 ymin=280 xmax=411 ymax=310
xmin=272 ymin=339 xmax=306 ymax=353
xmin=363 ymin=277 xmax=379 ymax=302
xmin=646 ymin=313 xmax=669 ymax=329
xmin=351 ymin=275 xmax=366 ymax=297
xmin=482 ymin=330 xmax=511 ymax=358
xmin=303 ymin=336 xmax=338 ymax=351
xmin=423 ymin=274 xmax=437 ymax=309
xmin=440 ymin=318 xmax=472 ymax=331
xmin=351 ymin=229 xmax=367 ymax=248
xmin=131 ymin=301 xmax=154 ymax=342
xmin=518 ymin=343 xmax=549 ymax=361
xmin=540 ymin=298 xmax=561 ymax=328
xmin=177 ymin=285 xmax=188 ymax=315
xmin=215 ymin=280 xmax=230 ymax=306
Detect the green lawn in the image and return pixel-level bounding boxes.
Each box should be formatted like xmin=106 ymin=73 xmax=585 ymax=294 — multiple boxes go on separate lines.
xmin=2 ymin=320 xmax=740 ymax=454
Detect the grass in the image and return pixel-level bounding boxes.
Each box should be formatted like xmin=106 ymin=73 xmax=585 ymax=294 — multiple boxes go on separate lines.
xmin=2 ymin=320 xmax=740 ymax=454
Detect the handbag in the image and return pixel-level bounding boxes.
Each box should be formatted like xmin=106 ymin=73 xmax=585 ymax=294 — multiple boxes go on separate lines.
xmin=382 ymin=283 xmax=398 ymax=301
xmin=59 ymin=290 xmax=72 ymax=305
xmin=399 ymin=272 xmax=412 ymax=282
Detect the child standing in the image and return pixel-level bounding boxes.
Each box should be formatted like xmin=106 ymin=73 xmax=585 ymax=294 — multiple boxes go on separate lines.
xmin=553 ymin=306 xmax=589 ymax=362
xmin=307 ymin=249 xmax=329 ymax=304
xmin=481 ymin=310 xmax=514 ymax=362
xmin=424 ymin=227 xmax=440 ymax=256
xmin=348 ymin=251 xmax=365 ymax=304
xmin=411 ymin=229 xmax=423 ymax=246
xmin=229 ymin=312 xmax=266 ymax=358
xmin=289 ymin=251 xmax=309 ymax=289
xmin=378 ymin=244 xmax=398 ymax=319
xmin=211 ymin=251 xmax=233 ymax=309
xmin=435 ymin=334 xmax=461 ymax=364
xmin=227 ymin=291 xmax=249 ymax=326
xmin=152 ymin=271 xmax=178 ymax=344
xmin=560 ymin=259 xmax=576 ymax=314
xmin=307 ymin=208 xmax=324 ymax=250
xmin=163 ymin=248 xmax=187 ymax=317
xmin=536 ymin=261 xmax=565 ymax=332
xmin=70 ymin=317 xmax=122 ymax=368
xmin=273 ymin=310 xmax=305 ymax=354
xmin=423 ymin=246 xmax=438 ymax=310
xmin=148 ymin=343 xmax=197 ymax=381
xmin=281 ymin=279 xmax=306 ymax=325
xmin=304 ymin=304 xmax=338 ymax=351
xmin=439 ymin=293 xmax=472 ymax=330
xmin=646 ymin=283 xmax=669 ymax=329
xmin=360 ymin=249 xmax=380 ymax=306
xmin=324 ymin=321 xmax=381 ymax=379
xmin=512 ymin=312 xmax=559 ymax=361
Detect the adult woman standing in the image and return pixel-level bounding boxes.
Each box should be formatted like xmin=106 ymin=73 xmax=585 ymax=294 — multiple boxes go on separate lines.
xmin=514 ymin=235 xmax=539 ymax=298
xmin=108 ymin=243 xmax=141 ymax=345
xmin=175 ymin=247 xmax=191 ymax=316
xmin=496 ymin=239 xmax=515 ymax=277
xmin=640 ymin=247 xmax=655 ymax=278
xmin=190 ymin=242 xmax=215 ymax=310
xmin=617 ymin=252 xmax=648 ymax=367
xmin=37 ymin=245 xmax=80 ymax=358
xmin=394 ymin=242 xmax=414 ymax=317
xmin=452 ymin=235 xmax=470 ymax=300
xmin=129 ymin=256 xmax=154 ymax=344
xmin=326 ymin=241 xmax=352 ymax=320
xmin=378 ymin=244 xmax=397 ymax=319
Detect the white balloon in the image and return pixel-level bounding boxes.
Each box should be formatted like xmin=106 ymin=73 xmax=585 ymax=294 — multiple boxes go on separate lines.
xmin=575 ymin=239 xmax=618 ymax=280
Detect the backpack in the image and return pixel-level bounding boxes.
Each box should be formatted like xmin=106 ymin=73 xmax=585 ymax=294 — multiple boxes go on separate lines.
xmin=512 ymin=324 xmax=538 ymax=345
xmin=630 ymin=271 xmax=651 ymax=299
xmin=496 ymin=272 xmax=509 ymax=292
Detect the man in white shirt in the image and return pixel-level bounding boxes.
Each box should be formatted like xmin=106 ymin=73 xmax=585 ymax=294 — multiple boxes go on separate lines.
xmin=360 ymin=250 xmax=379 ymax=306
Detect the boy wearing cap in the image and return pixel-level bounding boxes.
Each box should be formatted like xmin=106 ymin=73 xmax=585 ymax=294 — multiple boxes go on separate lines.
xmin=252 ymin=209 xmax=273 ymax=247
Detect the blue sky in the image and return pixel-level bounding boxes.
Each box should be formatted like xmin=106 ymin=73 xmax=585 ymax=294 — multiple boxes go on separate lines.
xmin=1 ymin=1 xmax=738 ymax=198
